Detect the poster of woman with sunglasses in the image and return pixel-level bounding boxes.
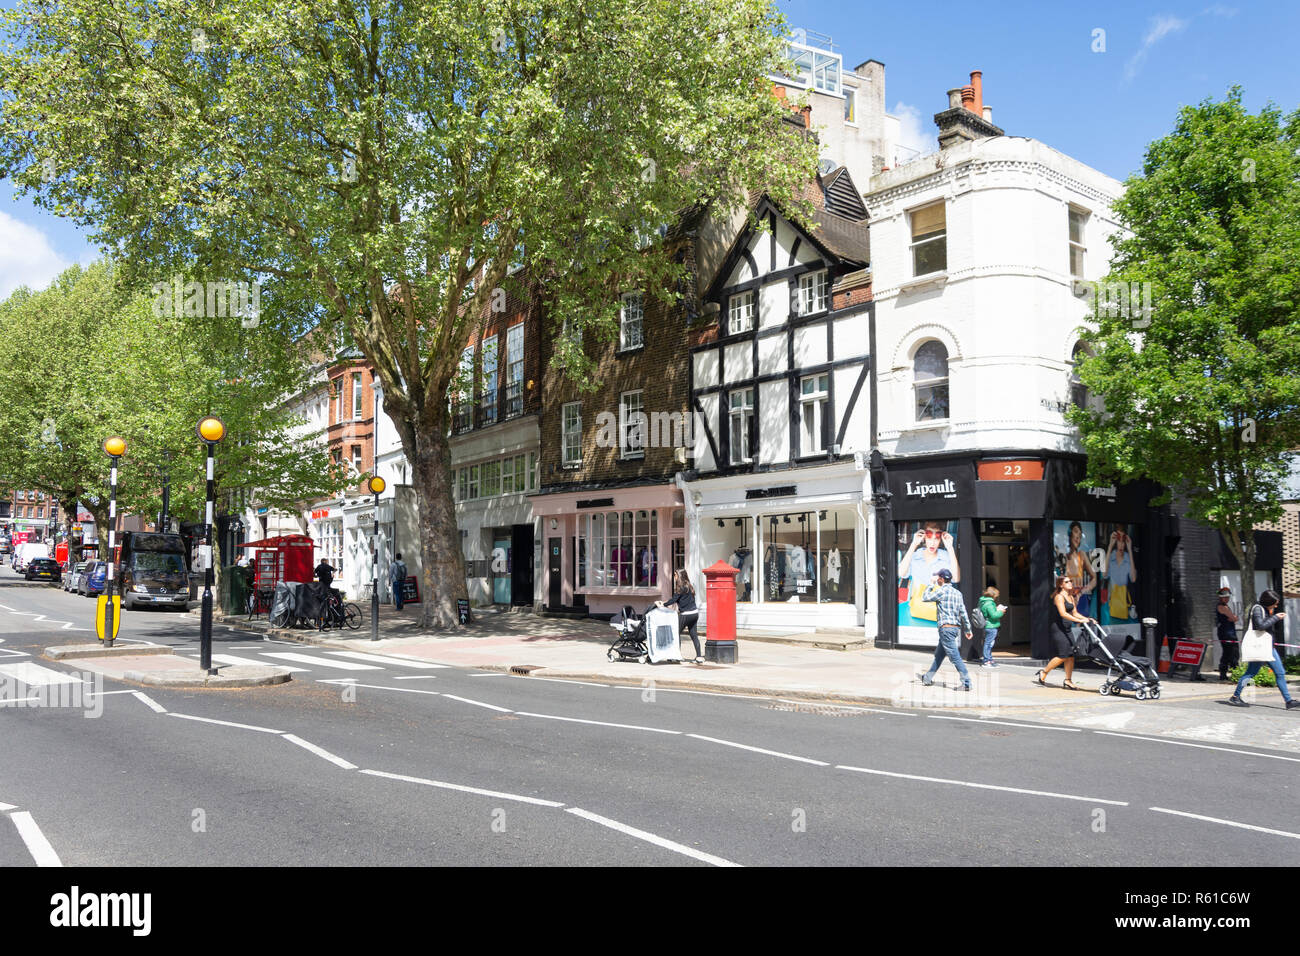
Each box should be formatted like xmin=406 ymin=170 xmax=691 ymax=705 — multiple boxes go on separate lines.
xmin=897 ymin=520 xmax=959 ymax=646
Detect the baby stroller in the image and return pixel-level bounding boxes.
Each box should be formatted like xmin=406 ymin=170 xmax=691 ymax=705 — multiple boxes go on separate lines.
xmin=607 ymin=605 xmax=650 ymax=663
xmin=1077 ymin=618 xmax=1162 ymax=700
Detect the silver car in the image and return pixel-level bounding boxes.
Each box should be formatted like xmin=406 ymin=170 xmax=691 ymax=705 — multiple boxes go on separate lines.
xmin=64 ymin=562 xmax=87 ymax=592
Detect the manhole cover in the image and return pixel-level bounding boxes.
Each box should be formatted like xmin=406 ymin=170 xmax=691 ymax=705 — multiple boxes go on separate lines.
xmin=762 ymin=701 xmax=864 ymax=717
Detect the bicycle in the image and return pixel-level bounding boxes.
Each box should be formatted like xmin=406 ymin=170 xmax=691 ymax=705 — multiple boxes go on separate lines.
xmin=246 ymin=586 xmax=274 ymax=621
xmin=317 ymin=590 xmax=361 ymax=631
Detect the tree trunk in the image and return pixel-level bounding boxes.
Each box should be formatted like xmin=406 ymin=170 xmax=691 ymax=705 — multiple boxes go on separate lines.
xmin=1241 ymin=528 xmax=1257 ymax=614
xmin=408 ymin=402 xmax=468 ymax=629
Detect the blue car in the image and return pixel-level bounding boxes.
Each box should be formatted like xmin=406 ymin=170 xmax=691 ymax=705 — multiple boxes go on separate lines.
xmin=79 ymin=561 xmax=107 ymax=596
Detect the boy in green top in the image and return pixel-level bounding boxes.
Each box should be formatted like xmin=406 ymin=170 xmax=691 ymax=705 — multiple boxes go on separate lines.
xmin=979 ymin=586 xmax=1007 ymax=667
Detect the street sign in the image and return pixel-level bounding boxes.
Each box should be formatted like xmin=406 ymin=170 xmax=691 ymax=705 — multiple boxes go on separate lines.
xmin=1171 ymin=640 xmax=1205 ymax=666
xmin=95 ymin=593 xmax=121 ymax=643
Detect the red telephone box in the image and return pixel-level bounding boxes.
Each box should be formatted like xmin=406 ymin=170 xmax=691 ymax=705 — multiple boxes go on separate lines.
xmin=243 ymin=534 xmax=315 ymax=589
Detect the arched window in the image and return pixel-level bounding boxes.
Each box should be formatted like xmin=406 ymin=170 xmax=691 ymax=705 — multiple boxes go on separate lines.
xmin=1070 ymin=342 xmax=1091 ymax=410
xmin=913 ymin=341 xmax=949 ymax=421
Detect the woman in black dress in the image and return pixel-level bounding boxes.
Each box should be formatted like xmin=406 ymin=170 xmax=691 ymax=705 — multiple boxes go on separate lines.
xmin=1035 ymin=575 xmax=1091 ymax=690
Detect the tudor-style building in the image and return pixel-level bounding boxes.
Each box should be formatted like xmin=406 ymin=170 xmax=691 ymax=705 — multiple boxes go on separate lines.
xmin=680 ymin=174 xmax=875 ymax=634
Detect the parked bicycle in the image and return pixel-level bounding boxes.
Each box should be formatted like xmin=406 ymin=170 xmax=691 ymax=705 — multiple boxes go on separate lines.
xmin=317 ymin=589 xmax=361 ymax=631
xmin=246 ymin=586 xmax=274 ymax=621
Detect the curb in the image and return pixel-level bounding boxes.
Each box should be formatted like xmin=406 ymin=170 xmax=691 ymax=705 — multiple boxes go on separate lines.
xmin=119 ymin=668 xmax=293 ymax=689
xmin=45 ymin=644 xmax=174 ymax=660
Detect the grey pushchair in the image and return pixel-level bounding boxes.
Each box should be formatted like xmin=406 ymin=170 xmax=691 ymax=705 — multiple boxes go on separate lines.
xmin=1077 ymin=618 xmax=1162 ymax=700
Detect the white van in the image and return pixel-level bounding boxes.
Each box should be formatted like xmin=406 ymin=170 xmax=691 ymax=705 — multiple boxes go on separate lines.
xmin=14 ymin=542 xmax=50 ymax=572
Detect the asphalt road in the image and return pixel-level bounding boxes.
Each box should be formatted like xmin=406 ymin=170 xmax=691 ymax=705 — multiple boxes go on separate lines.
xmin=2 ymin=569 xmax=1298 ymax=867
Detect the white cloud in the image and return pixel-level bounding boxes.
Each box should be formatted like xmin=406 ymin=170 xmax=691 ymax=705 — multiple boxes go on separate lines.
xmin=891 ymin=101 xmax=936 ymax=165
xmin=0 ymin=211 xmax=69 ymax=298
xmin=1125 ymin=15 xmax=1190 ymax=82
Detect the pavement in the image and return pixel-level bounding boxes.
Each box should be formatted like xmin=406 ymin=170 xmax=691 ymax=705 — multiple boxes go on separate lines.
xmin=201 ymin=603 xmax=1260 ymax=711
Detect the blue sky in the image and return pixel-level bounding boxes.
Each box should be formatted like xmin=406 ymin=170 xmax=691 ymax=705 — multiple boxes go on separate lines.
xmin=1 ymin=0 xmax=1295 ymax=297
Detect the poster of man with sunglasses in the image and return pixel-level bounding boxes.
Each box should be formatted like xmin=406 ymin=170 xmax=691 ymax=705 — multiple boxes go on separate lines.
xmin=897 ymin=520 xmax=960 ymax=646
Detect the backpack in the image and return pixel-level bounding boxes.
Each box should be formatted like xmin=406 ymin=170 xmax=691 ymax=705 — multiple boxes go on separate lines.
xmin=970 ymin=604 xmax=987 ymax=629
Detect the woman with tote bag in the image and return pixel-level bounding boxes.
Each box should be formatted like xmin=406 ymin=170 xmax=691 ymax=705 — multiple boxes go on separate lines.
xmin=1227 ymin=589 xmax=1298 ymax=709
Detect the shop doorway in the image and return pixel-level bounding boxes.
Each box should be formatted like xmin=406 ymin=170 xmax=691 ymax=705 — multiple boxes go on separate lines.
xmin=492 ymin=535 xmax=511 ymax=604
xmin=547 ymin=537 xmax=562 ymax=609
xmin=979 ymin=520 xmax=1031 ymax=655
xmin=510 ymin=524 xmax=533 ymax=607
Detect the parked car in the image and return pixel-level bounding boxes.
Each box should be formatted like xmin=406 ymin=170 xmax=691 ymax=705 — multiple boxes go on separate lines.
xmin=63 ymin=561 xmax=87 ymax=592
xmin=78 ymin=561 xmax=107 ymax=596
xmin=25 ymin=558 xmax=61 ymax=583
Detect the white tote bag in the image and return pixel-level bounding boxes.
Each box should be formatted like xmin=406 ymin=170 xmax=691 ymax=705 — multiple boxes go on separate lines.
xmin=1240 ymin=605 xmax=1275 ymax=663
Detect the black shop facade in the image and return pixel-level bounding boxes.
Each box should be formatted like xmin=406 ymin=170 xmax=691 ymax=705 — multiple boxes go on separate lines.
xmin=873 ymin=452 xmax=1166 ymax=659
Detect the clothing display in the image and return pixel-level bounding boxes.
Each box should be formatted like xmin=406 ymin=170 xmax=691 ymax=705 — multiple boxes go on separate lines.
xmin=827 ymin=548 xmax=841 ymax=584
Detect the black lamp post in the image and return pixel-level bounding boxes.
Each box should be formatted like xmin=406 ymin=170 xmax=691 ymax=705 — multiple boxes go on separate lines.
xmin=367 ymin=476 xmax=386 ymax=642
xmin=196 ymin=416 xmax=226 ymax=674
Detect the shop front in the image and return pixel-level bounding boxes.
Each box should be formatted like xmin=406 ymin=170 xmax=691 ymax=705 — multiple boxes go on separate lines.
xmin=879 ymin=454 xmax=1163 ymax=659
xmin=307 ymin=501 xmax=344 ymax=580
xmin=685 ymin=462 xmax=868 ymax=634
xmin=457 ymin=492 xmax=535 ymax=608
xmin=530 ymin=484 xmax=684 ymax=617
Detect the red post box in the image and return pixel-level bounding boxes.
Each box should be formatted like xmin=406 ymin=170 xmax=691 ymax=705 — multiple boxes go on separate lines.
xmin=702 ymin=560 xmax=741 ymax=663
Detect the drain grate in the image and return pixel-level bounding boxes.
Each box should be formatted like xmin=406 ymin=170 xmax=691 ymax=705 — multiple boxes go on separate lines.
xmin=762 ymin=701 xmax=865 ymax=717
xmin=509 ymin=664 xmax=544 ymax=675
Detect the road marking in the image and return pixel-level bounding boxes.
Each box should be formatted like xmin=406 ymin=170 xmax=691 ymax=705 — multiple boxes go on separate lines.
xmin=9 ymin=811 xmax=62 ymax=866
xmin=360 ymin=769 xmax=566 ymax=807
xmin=515 ymin=711 xmax=680 ymax=735
xmin=513 ymin=675 xmax=610 ymax=688
xmin=82 ymin=690 xmax=137 ymax=697
xmin=469 ymin=672 xmax=507 ymax=677
xmin=441 ymin=694 xmax=512 ymax=713
xmin=0 ymin=647 xmax=30 ymax=659
xmin=1150 ymin=807 xmax=1300 ymax=840
xmin=0 ymin=662 xmax=85 ymax=687
xmin=282 ymin=734 xmax=357 ymax=770
xmin=1167 ymin=722 xmax=1238 ymax=743
xmin=686 ymin=733 xmax=828 ymax=766
xmin=131 ymin=692 xmax=166 ymax=714
xmin=198 ymin=653 xmax=308 ymax=673
xmin=317 ymin=680 xmax=441 ymax=696
xmin=262 ymin=652 xmax=383 ymax=670
xmin=614 ymin=685 xmax=778 ymax=701
xmin=0 ymin=802 xmax=16 ymax=811
xmin=169 ymin=713 xmax=284 ymax=734
xmin=836 ymin=765 xmax=1128 ymax=806
xmin=1094 ymin=731 xmax=1300 ymax=763
xmin=1071 ymin=710 xmax=1136 ymax=730
xmin=393 ymin=676 xmax=439 ymax=681
xmin=326 ymin=651 xmax=446 ymax=669
xmin=927 ymin=715 xmax=1083 ymax=732
xmin=565 ymin=808 xmax=740 ymax=867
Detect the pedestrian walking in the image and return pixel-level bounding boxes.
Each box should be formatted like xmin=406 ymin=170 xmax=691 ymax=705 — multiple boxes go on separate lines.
xmin=1214 ymin=587 xmax=1241 ymax=682
xmin=917 ymin=568 xmax=973 ymax=691
xmin=1227 ymin=590 xmax=1297 ymax=709
xmin=978 ymin=586 xmax=1007 ymax=668
xmin=389 ymin=552 xmax=407 ymax=611
xmin=656 ymin=569 xmax=703 ymax=663
xmin=1036 ymin=576 xmax=1090 ymax=690
xmin=315 ymin=559 xmax=334 ymax=590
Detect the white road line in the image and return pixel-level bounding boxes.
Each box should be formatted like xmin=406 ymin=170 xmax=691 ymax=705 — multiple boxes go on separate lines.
xmin=317 ymin=680 xmax=441 ymax=696
xmin=262 ymin=652 xmax=383 ymax=670
xmin=836 ymin=765 xmax=1128 ymax=806
xmin=0 ymin=648 xmax=30 ymax=658
xmin=198 ymin=653 xmax=308 ymax=673
xmin=515 ymin=675 xmax=610 ymax=688
xmin=0 ymin=802 xmax=17 ymax=811
xmin=360 ymin=769 xmax=566 ymax=807
xmin=131 ymin=692 xmax=167 ymax=714
xmin=614 ymin=685 xmax=777 ymax=701
xmin=927 ymin=715 xmax=1083 ymax=732
xmin=9 ymin=811 xmax=62 ymax=866
xmin=168 ymin=713 xmax=284 ymax=734
xmin=326 ymin=651 xmax=447 ymax=669
xmin=687 ymin=733 xmax=828 ymax=766
xmin=82 ymin=690 xmax=138 ymax=697
xmin=774 ymin=697 xmax=919 ymax=716
xmin=565 ymin=808 xmax=740 ymax=867
xmin=1094 ymin=730 xmax=1300 ymax=763
xmin=442 ymin=694 xmax=513 ymax=713
xmin=282 ymin=734 xmax=357 ymax=770
xmin=0 ymin=662 xmax=85 ymax=687
xmin=469 ymin=672 xmax=507 ymax=677
xmin=393 ymin=676 xmax=439 ymax=681
xmin=515 ymin=711 xmax=681 ymax=735
xmin=1150 ymin=807 xmax=1300 ymax=840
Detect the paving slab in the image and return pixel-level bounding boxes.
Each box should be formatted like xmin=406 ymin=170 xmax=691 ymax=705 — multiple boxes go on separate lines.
xmin=54 ymin=651 xmax=292 ymax=689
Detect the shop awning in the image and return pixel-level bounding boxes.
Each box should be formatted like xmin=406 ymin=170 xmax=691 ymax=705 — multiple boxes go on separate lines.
xmin=241 ymin=534 xmax=314 ymax=548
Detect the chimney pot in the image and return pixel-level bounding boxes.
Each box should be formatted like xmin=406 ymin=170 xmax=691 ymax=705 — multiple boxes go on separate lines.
xmin=982 ymin=105 xmax=992 ymax=124
xmin=970 ymin=70 xmax=983 ymax=113
xmin=947 ymin=87 xmax=963 ymax=109
xmin=961 ymin=86 xmax=976 ymax=112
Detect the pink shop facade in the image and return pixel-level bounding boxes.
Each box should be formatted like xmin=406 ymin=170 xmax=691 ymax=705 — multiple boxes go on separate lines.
xmin=530 ymin=483 xmax=687 ymax=617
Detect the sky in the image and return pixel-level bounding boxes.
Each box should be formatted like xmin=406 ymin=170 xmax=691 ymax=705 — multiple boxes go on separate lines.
xmin=1 ymin=0 xmax=1296 ymax=298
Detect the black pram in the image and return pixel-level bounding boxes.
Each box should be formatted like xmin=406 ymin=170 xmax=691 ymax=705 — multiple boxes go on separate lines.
xmin=607 ymin=604 xmax=650 ymax=663
xmin=1076 ymin=618 xmax=1162 ymax=700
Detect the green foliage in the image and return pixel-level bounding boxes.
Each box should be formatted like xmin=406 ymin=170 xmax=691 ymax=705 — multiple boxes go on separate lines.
xmin=0 ymin=261 xmax=347 ymax=529
xmin=1068 ymin=89 xmax=1300 ymax=601
xmin=1229 ymin=661 xmax=1278 ymax=688
xmin=1285 ymin=654 xmax=1300 ymax=676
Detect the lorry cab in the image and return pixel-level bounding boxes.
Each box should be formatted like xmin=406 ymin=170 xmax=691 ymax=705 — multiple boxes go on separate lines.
xmin=120 ymin=532 xmax=190 ymax=610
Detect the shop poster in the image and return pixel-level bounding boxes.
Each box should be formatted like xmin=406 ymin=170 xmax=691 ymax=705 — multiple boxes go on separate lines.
xmin=1053 ymin=520 xmax=1140 ymax=642
xmin=896 ymin=519 xmax=960 ymax=647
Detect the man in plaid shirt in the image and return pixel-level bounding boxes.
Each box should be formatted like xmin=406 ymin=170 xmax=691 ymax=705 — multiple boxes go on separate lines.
xmin=918 ymin=568 xmax=974 ymax=691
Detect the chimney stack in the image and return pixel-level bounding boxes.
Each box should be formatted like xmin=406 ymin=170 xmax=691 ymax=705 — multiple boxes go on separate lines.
xmin=934 ymin=70 xmax=1004 ymax=149
xmin=969 ymin=71 xmax=983 ymax=114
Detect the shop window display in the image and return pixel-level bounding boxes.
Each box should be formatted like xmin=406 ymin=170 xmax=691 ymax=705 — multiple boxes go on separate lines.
xmin=762 ymin=513 xmax=818 ymax=602
xmin=896 ymin=519 xmax=959 ymax=647
xmin=817 ymin=508 xmax=855 ymax=604
xmin=703 ymin=517 xmax=754 ymax=603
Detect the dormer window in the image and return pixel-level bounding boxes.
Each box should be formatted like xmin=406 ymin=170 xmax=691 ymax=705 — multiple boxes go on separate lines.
xmin=797 ymin=271 xmax=828 ymax=315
